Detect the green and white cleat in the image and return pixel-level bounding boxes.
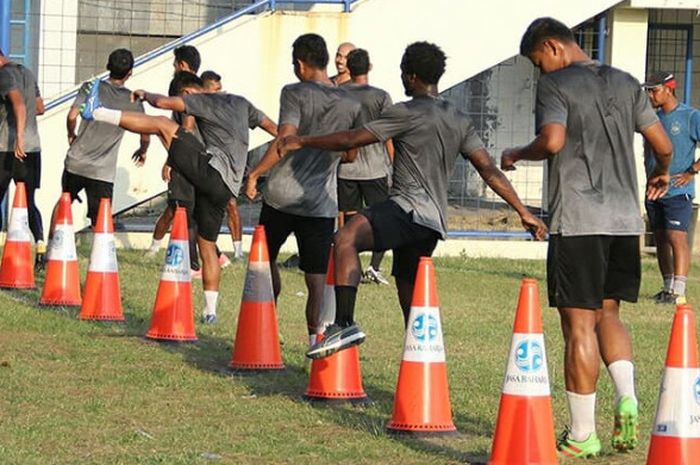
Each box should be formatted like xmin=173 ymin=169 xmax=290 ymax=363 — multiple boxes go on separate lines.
xmin=612 ymin=395 xmax=639 ymax=452
xmin=557 ymin=428 xmax=602 ymax=459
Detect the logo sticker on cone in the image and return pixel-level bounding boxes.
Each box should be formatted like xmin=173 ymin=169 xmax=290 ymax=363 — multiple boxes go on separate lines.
xmin=387 ymin=257 xmax=456 ymax=435
xmin=145 ymin=207 xmax=196 ymax=342
xmin=79 ymin=198 xmax=124 ymax=321
xmin=647 ymin=303 xmax=700 ymax=464
xmin=489 ymin=278 xmax=558 ymax=465
xmin=229 ymin=225 xmax=284 ymax=371
xmin=0 ymin=182 xmax=35 ymax=289
xmin=305 ymin=246 xmax=368 ymax=404
xmin=40 ymin=193 xmax=81 ymax=306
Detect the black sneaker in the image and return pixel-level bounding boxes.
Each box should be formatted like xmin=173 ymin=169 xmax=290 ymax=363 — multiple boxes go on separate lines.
xmin=306 ymin=323 xmax=366 ymax=360
xmin=34 ymin=253 xmax=46 ymax=273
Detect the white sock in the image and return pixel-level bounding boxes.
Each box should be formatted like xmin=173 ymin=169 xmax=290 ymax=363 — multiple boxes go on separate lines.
xmin=233 ymin=240 xmax=243 ymax=258
xmin=607 ymin=360 xmax=637 ymax=405
xmin=149 ymin=238 xmax=161 ymax=251
xmin=308 ymin=334 xmax=317 ymax=347
xmin=566 ymin=391 xmax=597 ymax=441
xmin=673 ymin=275 xmax=687 ymax=296
xmin=663 ymin=274 xmax=674 ymax=292
xmin=203 ymin=290 xmax=218 ymax=316
xmin=92 ymin=107 xmax=122 ymax=126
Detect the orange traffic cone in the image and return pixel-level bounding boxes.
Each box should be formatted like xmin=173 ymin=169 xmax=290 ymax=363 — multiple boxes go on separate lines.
xmin=647 ymin=303 xmax=700 ymax=464
xmin=304 ymin=246 xmax=369 ymax=404
xmin=229 ymin=225 xmax=284 ymax=371
xmin=387 ymin=257 xmax=456 ymax=435
xmin=39 ymin=193 xmax=81 ymax=306
xmin=79 ymin=198 xmax=123 ymax=321
xmin=488 ymin=278 xmax=558 ymax=465
xmin=0 ymin=182 xmax=35 ymax=289
xmin=145 ymin=207 xmax=196 ymax=342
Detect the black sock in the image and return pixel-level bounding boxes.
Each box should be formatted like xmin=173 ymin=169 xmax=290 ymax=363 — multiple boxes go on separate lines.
xmin=335 ymin=285 xmax=357 ymax=327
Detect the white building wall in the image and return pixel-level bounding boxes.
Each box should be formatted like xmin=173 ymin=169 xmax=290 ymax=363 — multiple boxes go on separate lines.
xmin=37 ymin=0 xmax=78 ymax=99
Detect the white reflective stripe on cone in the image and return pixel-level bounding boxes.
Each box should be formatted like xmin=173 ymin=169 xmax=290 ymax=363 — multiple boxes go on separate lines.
xmin=88 ymin=233 xmax=118 ymax=273
xmin=160 ymin=239 xmax=191 ymax=283
xmin=652 ymin=367 xmax=700 ymax=438
xmin=47 ymin=224 xmax=77 ymax=261
xmin=501 ymin=333 xmax=551 ymax=397
xmin=402 ymin=306 xmax=446 ymax=363
xmin=7 ymin=208 xmax=31 ymax=242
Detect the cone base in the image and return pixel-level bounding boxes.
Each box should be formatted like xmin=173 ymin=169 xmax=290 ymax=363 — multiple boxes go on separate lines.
xmin=647 ymin=436 xmax=700 ymax=465
xmin=39 ymin=299 xmax=81 ymax=307
xmin=0 ymin=282 xmax=35 ymax=289
xmin=78 ymin=314 xmax=125 ymax=322
xmin=145 ymin=333 xmax=198 ymax=343
xmin=386 ymin=426 xmax=459 ymax=437
xmin=228 ymin=363 xmax=285 ymax=372
xmin=303 ymin=394 xmax=370 ymax=405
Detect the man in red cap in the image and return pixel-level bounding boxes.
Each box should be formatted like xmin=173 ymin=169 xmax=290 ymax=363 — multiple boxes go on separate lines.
xmin=644 ymin=71 xmax=700 ymax=305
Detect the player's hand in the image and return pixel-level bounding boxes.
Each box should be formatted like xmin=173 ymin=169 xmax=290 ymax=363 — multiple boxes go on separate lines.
xmin=245 ymin=176 xmax=258 ymax=200
xmin=161 ymin=164 xmax=172 ymax=182
xmin=672 ymin=172 xmax=694 ymax=188
xmin=647 ymin=170 xmax=670 ymax=201
xmin=131 ymin=89 xmax=146 ymax=103
xmin=520 ymin=211 xmax=547 ymax=241
xmin=132 ymin=148 xmax=147 ymax=167
xmin=501 ymin=148 xmax=519 ymax=171
xmin=14 ymin=136 xmax=26 ymax=161
xmin=277 ymin=136 xmax=302 ymax=158
xmin=67 ymin=132 xmax=76 ymax=145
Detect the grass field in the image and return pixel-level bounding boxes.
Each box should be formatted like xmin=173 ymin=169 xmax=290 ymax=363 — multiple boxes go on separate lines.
xmin=0 ymin=243 xmax=696 ymax=464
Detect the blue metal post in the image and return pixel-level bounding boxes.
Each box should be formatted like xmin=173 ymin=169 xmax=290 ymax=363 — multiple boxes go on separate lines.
xmin=0 ymin=0 xmax=11 ymax=56
xmin=270 ymin=0 xmax=276 ymax=11
xmin=685 ymin=26 xmax=693 ymax=105
xmin=597 ymin=14 xmax=607 ymax=64
xmin=344 ymin=0 xmax=351 ymax=12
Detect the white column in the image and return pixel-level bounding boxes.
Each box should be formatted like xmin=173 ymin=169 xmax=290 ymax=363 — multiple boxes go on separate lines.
xmin=609 ymin=6 xmax=650 ymax=208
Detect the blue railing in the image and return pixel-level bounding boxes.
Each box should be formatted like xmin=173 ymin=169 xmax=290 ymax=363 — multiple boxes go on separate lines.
xmin=44 ymin=0 xmax=357 ymax=112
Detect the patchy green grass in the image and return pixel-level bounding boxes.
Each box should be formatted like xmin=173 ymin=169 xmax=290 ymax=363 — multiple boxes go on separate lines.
xmin=0 ymin=243 xmax=695 ymax=464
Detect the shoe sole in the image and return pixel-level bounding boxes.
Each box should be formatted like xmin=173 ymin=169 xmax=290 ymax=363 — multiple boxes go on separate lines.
xmin=612 ymin=412 xmax=639 ymax=452
xmin=306 ymin=331 xmax=366 ymax=359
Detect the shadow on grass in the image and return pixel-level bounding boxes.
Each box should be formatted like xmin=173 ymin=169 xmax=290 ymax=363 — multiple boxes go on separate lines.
xmin=146 ymin=327 xmax=492 ymax=464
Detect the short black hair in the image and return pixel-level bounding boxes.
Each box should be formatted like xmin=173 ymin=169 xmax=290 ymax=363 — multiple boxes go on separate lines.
xmin=292 ymin=33 xmax=329 ymax=70
xmin=168 ymin=71 xmax=203 ymax=96
xmin=201 ymin=70 xmax=221 ymax=82
xmin=107 ymin=49 xmax=134 ymax=80
xmin=400 ymin=42 xmax=446 ymax=85
xmin=173 ymin=45 xmax=201 ymax=72
xmin=520 ymin=17 xmax=575 ymax=56
xmin=347 ymin=49 xmax=370 ymax=77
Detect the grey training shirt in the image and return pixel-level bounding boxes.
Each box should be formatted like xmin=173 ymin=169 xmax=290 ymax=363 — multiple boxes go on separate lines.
xmin=65 ymin=80 xmax=144 ymax=183
xmin=535 ymin=61 xmax=658 ymax=236
xmin=365 ymin=96 xmax=485 ymax=239
xmin=338 ymin=83 xmax=393 ymax=180
xmin=263 ymin=80 xmax=362 ymax=218
xmin=0 ymin=63 xmax=41 ymax=152
xmin=184 ymin=92 xmax=266 ymax=196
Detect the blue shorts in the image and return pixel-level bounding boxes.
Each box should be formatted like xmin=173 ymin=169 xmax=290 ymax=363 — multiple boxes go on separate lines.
xmin=645 ymin=194 xmax=694 ymax=232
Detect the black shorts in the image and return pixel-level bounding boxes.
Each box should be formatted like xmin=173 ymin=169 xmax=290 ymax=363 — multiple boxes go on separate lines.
xmin=61 ymin=170 xmax=114 ymax=225
xmin=547 ymin=235 xmax=641 ymax=309
xmin=645 ymin=194 xmax=694 ymax=232
xmin=167 ymin=170 xmax=195 ymax=211
xmin=0 ymin=151 xmax=41 ymax=189
xmin=259 ymin=203 xmax=334 ymax=274
xmin=337 ymin=177 xmax=389 ymax=213
xmin=167 ymin=128 xmax=232 ymax=241
xmin=361 ymin=200 xmax=440 ymax=283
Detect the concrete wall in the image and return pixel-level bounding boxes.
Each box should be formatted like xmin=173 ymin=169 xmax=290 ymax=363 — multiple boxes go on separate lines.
xmin=36 ymin=0 xmax=620 ymax=232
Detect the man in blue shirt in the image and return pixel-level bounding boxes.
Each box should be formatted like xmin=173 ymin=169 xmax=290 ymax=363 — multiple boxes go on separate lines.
xmin=644 ymin=71 xmax=700 ymax=304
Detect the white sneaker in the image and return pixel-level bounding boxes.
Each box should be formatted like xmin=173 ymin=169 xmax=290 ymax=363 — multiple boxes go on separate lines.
xmin=364 ymin=266 xmax=389 ymax=285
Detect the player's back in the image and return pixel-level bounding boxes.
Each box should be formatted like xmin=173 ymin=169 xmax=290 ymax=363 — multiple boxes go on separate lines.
xmin=264 ymin=80 xmax=361 ymax=218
